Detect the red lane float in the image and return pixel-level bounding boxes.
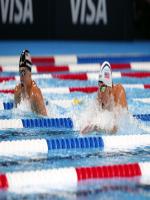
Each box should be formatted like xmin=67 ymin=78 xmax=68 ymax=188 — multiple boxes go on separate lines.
xmin=145 ymin=84 xmax=150 ymax=89
xmin=36 ymin=65 xmax=69 ymax=73
xmin=69 ymin=86 xmax=98 ymax=93
xmin=53 ymin=72 xmax=150 ymax=80
xmin=0 ymin=174 xmax=8 ymax=189
xmin=0 ymin=77 xmax=15 ymax=82
xmin=53 ymin=73 xmax=88 ymax=80
xmin=31 ymin=57 xmax=55 ymax=64
xmin=122 ymin=72 xmax=150 ymax=78
xmin=76 ymin=163 xmax=141 ymax=180
xmin=0 ymin=90 xmax=14 ymax=94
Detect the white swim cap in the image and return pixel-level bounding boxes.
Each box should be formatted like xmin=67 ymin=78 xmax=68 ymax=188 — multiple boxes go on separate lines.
xmin=98 ymin=61 xmax=112 ymax=87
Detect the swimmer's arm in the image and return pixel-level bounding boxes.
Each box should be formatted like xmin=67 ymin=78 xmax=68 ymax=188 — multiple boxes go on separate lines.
xmin=32 ymin=88 xmax=47 ymax=116
xmin=116 ymin=85 xmax=128 ymax=109
xmin=14 ymin=85 xmax=21 ymax=107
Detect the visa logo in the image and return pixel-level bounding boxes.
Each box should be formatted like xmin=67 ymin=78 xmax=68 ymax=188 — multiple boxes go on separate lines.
xmin=70 ymin=0 xmax=107 ymax=25
xmin=0 ymin=0 xmax=33 ymax=24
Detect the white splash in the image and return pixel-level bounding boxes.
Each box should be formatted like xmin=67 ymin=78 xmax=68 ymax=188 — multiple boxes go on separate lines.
xmin=76 ymin=99 xmax=116 ymax=133
xmin=73 ymin=98 xmax=143 ymax=135
xmin=12 ymin=98 xmax=32 ymax=117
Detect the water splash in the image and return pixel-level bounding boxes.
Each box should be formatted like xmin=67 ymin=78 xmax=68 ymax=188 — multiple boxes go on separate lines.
xmin=12 ymin=98 xmax=33 ymax=118
xmin=72 ymin=98 xmax=146 ymax=135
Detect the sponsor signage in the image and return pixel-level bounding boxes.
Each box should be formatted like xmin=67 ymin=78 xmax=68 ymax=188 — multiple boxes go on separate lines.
xmin=0 ymin=0 xmax=53 ymax=39
xmin=0 ymin=0 xmax=133 ymax=40
xmin=55 ymin=0 xmax=133 ymax=40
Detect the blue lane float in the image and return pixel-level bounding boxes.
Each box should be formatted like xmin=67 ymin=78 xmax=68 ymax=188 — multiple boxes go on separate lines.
xmin=77 ymin=55 xmax=150 ymax=64
xmin=46 ymin=136 xmax=104 ymax=150
xmin=0 ymin=135 xmax=150 ymax=156
xmin=22 ymin=118 xmax=73 ymax=128
xmin=3 ymin=102 xmax=13 ymax=110
xmin=133 ymin=114 xmax=150 ymax=121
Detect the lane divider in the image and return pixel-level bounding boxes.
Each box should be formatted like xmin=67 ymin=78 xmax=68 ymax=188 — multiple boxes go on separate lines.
xmin=52 ymin=72 xmax=150 ymax=80
xmin=133 ymin=98 xmax=150 ymax=104
xmin=1 ymin=54 xmax=150 ymax=65
xmin=0 ymin=115 xmax=149 ymax=129
xmin=0 ymin=99 xmax=82 ymax=110
xmin=0 ymin=85 xmax=150 ymax=94
xmin=133 ymin=114 xmax=150 ymax=121
xmin=0 ymin=162 xmax=150 ymax=191
xmin=0 ymin=63 xmax=150 ymax=73
xmin=0 ymin=118 xmax=73 ymax=129
xmin=0 ymin=97 xmax=150 ymax=110
xmin=0 ymin=71 xmax=150 ymax=83
xmin=0 ymin=135 xmax=150 ymax=156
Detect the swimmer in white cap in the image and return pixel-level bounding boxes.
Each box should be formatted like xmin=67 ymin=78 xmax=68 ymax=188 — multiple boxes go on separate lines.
xmin=81 ymin=61 xmax=128 ymax=134
xmin=14 ymin=50 xmax=47 ymax=116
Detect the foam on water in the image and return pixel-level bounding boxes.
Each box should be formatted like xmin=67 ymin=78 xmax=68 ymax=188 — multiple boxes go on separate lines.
xmin=46 ymin=103 xmax=67 ymax=118
xmin=71 ymin=98 xmax=147 ymax=135
xmin=10 ymin=97 xmax=71 ymax=119
xmin=12 ymin=99 xmax=33 ymax=118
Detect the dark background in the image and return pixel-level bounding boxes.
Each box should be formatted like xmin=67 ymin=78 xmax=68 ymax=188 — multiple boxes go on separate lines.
xmin=0 ymin=0 xmax=149 ymax=40
xmin=133 ymin=0 xmax=150 ymax=39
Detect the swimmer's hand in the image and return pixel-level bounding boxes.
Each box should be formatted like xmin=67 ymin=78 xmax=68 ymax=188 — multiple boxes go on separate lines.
xmin=80 ymin=125 xmax=117 ymax=134
xmin=80 ymin=125 xmax=99 ymax=134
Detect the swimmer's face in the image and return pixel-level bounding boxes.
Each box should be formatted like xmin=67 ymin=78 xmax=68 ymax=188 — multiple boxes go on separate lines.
xmin=98 ymin=81 xmax=111 ymax=105
xmin=19 ymin=66 xmax=31 ymax=86
xmin=98 ymin=81 xmax=107 ymax=93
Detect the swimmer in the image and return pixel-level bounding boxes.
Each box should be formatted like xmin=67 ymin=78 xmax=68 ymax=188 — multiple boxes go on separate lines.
xmin=81 ymin=61 xmax=128 ymax=134
xmin=14 ymin=49 xmax=47 ymax=116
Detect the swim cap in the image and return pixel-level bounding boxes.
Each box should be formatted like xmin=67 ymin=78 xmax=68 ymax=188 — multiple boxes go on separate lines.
xmin=19 ymin=49 xmax=32 ymax=71
xmin=98 ymin=61 xmax=112 ymax=87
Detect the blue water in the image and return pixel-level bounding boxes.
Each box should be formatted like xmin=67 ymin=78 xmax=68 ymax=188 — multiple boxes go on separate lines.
xmin=0 ymin=40 xmax=150 ymax=55
xmin=0 ymin=41 xmax=150 ymax=199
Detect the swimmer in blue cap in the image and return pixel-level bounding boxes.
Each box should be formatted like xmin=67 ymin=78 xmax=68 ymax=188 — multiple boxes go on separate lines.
xmin=81 ymin=61 xmax=128 ymax=134
xmin=14 ymin=50 xmax=47 ymax=116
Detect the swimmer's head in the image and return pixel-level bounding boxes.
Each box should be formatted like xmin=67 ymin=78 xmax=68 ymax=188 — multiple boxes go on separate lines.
xmin=19 ymin=49 xmax=32 ymax=72
xmin=98 ymin=61 xmax=112 ymax=87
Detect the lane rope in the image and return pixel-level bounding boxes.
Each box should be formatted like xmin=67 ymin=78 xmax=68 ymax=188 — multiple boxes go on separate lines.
xmin=1 ymin=54 xmax=150 ymax=64
xmin=0 ymin=162 xmax=150 ymax=191
xmin=0 ymin=97 xmax=150 ymax=110
xmin=0 ymin=63 xmax=150 ymax=73
xmin=0 ymin=115 xmax=149 ymax=129
xmin=0 ymin=84 xmax=150 ymax=94
xmin=0 ymin=71 xmax=150 ymax=83
xmin=0 ymin=135 xmax=150 ymax=156
xmin=0 ymin=118 xmax=73 ymax=129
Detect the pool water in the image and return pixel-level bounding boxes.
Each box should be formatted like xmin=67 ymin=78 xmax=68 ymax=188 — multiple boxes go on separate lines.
xmin=0 ymin=44 xmax=150 ymax=199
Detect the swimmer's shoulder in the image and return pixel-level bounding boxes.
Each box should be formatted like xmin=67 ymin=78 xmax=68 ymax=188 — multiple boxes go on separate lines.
xmin=31 ymin=80 xmax=42 ymax=94
xmin=114 ymin=83 xmax=125 ymax=92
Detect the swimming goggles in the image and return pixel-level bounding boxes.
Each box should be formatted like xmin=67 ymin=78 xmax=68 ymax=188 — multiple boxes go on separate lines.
xmin=100 ymin=85 xmax=107 ymax=92
xmin=19 ymin=69 xmax=26 ymax=77
xmin=99 ymin=81 xmax=107 ymax=92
